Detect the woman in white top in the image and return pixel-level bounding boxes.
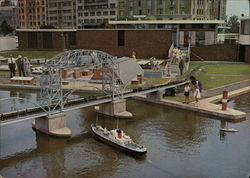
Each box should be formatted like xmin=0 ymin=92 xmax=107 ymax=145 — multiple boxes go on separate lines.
xmin=194 ymin=85 xmax=201 ymax=106
xmin=183 ymin=83 xmax=190 ymax=104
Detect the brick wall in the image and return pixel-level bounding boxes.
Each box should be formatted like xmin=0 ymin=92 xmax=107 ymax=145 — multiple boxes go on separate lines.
xmin=191 ymin=44 xmax=238 ymax=61
xmin=17 ymin=31 xmax=65 ymax=51
xmin=245 ymin=46 xmax=250 ymax=63
xmin=73 ymin=30 xmax=172 ymax=59
xmin=18 ymin=32 xmax=28 ymax=50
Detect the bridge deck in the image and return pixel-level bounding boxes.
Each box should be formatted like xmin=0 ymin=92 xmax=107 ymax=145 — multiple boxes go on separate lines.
xmin=0 ymin=81 xmax=188 ymax=126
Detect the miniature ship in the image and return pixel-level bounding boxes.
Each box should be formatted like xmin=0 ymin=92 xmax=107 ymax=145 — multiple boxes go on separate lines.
xmin=91 ymin=123 xmax=147 ymax=156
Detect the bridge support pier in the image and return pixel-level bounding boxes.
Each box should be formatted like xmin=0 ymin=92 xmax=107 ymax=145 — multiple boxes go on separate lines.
xmin=32 ymin=112 xmax=71 ymax=138
xmin=146 ymin=90 xmax=164 ymax=102
xmin=94 ymin=99 xmax=133 ymax=119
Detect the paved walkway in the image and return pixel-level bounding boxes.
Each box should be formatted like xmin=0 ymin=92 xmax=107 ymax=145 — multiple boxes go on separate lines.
xmin=202 ymin=79 xmax=250 ymax=98
xmin=133 ymin=85 xmax=250 ymax=121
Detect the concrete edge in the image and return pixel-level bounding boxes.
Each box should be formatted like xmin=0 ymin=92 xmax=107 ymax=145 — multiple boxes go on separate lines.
xmin=132 ymin=94 xmax=247 ymax=121
xmin=94 ymin=106 xmax=133 ymax=119
xmin=32 ymin=120 xmax=71 ymax=138
xmin=203 ymin=86 xmax=250 ymax=103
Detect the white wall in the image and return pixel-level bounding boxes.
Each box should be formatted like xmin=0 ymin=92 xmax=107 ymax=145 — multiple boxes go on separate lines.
xmin=0 ymin=36 xmax=18 ymax=51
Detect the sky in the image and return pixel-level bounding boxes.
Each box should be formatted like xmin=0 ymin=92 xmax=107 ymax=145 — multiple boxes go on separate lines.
xmin=226 ymin=0 xmax=250 ymax=18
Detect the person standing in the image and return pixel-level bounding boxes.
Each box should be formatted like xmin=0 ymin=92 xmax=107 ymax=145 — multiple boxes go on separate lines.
xmin=190 ymin=76 xmax=202 ymax=92
xmin=23 ymin=57 xmax=30 ymax=77
xmin=16 ymin=55 xmax=25 ymax=77
xmin=178 ymin=59 xmax=184 ymax=75
xmin=8 ymin=55 xmax=16 ymax=78
xmin=172 ymin=47 xmax=177 ymax=63
xmin=194 ymin=85 xmax=201 ymax=106
xmin=183 ymin=83 xmax=190 ymax=104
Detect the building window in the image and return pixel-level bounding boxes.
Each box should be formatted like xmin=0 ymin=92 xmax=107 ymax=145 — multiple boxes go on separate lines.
xmin=157 ymin=8 xmax=163 ymax=15
xmin=147 ymin=0 xmax=152 ymax=7
xmin=118 ymin=30 xmax=125 ymax=46
xmin=119 ymin=2 xmax=125 ymax=8
xmin=138 ymin=1 xmax=141 ymax=7
xmin=158 ymin=0 xmax=163 ymax=5
xmin=196 ymin=31 xmax=205 ymax=46
xmin=110 ymin=11 xmax=116 ymax=15
xmin=110 ymin=3 xmax=116 ymax=8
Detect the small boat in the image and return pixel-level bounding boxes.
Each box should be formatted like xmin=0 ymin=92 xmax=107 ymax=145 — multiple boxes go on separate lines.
xmin=220 ymin=128 xmax=238 ymax=132
xmin=91 ymin=123 xmax=147 ymax=156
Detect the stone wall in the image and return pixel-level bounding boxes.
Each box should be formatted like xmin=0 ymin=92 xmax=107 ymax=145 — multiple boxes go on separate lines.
xmin=190 ymin=44 xmax=238 ymax=61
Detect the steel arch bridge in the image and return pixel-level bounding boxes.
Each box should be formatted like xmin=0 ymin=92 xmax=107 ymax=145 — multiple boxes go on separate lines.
xmin=39 ymin=49 xmax=121 ymax=115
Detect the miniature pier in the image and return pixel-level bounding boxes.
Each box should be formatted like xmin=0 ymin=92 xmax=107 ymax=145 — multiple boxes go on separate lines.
xmin=133 ymin=86 xmax=250 ymax=121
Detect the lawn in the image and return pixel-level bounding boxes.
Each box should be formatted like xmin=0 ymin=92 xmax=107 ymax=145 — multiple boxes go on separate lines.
xmin=165 ymin=61 xmax=250 ymax=102
xmin=0 ymin=51 xmax=61 ymax=59
xmin=186 ymin=62 xmax=250 ymax=90
xmin=189 ymin=62 xmax=250 ymax=75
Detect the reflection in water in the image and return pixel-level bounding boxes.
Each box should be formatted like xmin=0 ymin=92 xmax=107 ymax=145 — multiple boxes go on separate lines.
xmin=0 ymin=91 xmax=249 ymax=178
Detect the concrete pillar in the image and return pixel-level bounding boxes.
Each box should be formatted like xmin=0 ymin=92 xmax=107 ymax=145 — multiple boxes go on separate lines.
xmin=94 ymin=99 xmax=133 ymax=119
xmin=32 ymin=112 xmax=71 ymax=138
xmin=176 ymin=24 xmax=180 ymax=48
xmin=146 ymin=90 xmax=164 ymax=102
xmin=214 ymin=24 xmax=218 ymax=44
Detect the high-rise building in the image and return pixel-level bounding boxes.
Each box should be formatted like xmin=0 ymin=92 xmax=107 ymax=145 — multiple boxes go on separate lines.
xmin=18 ymin=0 xmax=46 ymax=29
xmin=117 ymin=0 xmax=227 ymax=21
xmin=18 ymin=0 xmax=76 ymax=29
xmin=46 ymin=0 xmax=76 ymax=29
xmin=77 ymin=0 xmax=117 ymax=29
xmin=0 ymin=0 xmax=18 ymax=29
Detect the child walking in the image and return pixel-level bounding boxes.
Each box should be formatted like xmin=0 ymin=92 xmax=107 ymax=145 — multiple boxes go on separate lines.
xmin=183 ymin=83 xmax=190 ymax=104
xmin=194 ymin=85 xmax=201 ymax=106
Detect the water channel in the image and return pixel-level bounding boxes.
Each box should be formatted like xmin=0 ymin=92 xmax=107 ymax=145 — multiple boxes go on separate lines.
xmin=0 ymin=89 xmax=249 ymax=178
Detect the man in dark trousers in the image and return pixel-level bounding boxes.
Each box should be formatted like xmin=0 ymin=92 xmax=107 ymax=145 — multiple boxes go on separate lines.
xmin=16 ymin=55 xmax=25 ymax=76
xmin=8 ymin=55 xmax=16 ymax=78
xmin=178 ymin=59 xmax=185 ymax=75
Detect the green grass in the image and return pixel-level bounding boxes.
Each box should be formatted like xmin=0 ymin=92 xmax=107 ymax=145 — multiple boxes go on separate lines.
xmin=194 ymin=73 xmax=249 ymax=90
xmin=189 ymin=62 xmax=250 ymax=75
xmin=0 ymin=51 xmax=61 ymax=59
xmin=187 ymin=61 xmax=250 ymax=90
xmin=0 ymin=71 xmax=9 ymax=75
xmin=165 ymin=61 xmax=250 ymax=101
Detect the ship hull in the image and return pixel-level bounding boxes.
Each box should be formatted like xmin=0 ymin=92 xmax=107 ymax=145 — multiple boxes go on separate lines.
xmin=92 ymin=128 xmax=147 ymax=156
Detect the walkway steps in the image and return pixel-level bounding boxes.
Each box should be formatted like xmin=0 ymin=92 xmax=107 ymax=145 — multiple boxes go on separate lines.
xmin=133 ymin=87 xmax=249 ymax=121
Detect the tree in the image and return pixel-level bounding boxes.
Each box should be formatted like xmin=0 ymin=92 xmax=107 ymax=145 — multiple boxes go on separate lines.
xmin=227 ymin=15 xmax=240 ymax=33
xmin=0 ymin=20 xmax=13 ymax=36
